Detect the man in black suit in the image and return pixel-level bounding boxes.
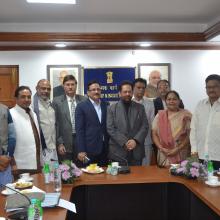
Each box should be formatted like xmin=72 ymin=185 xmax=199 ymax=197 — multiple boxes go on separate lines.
xmin=154 ymin=80 xmax=184 ymax=116
xmin=75 ymin=80 xmax=109 ymax=166
xmin=107 ymin=81 xmax=148 ymax=166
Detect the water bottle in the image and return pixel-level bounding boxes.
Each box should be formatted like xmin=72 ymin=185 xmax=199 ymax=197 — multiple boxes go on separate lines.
xmin=54 ymin=162 xmax=62 ymax=192
xmin=43 ymin=163 xmax=50 ymax=184
xmin=28 ymin=198 xmax=43 ymax=220
xmin=203 ymin=154 xmax=209 ymax=178
xmin=208 ymin=160 xmax=214 ymax=178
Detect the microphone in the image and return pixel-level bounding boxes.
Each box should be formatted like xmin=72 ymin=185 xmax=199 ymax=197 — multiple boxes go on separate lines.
xmin=111 ymin=152 xmax=130 ymax=174
xmin=0 ymin=183 xmax=31 ymax=220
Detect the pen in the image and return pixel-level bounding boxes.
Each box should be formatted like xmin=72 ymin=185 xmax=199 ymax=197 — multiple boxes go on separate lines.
xmin=85 ymin=156 xmax=90 ymax=161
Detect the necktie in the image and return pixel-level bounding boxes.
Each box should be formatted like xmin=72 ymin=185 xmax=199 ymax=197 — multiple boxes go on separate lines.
xmin=26 ymin=108 xmax=41 ymax=171
xmin=71 ymin=99 xmax=76 ymax=134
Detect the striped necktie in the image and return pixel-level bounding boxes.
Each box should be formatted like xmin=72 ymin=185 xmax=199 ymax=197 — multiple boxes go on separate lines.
xmin=71 ymin=98 xmax=76 ymax=134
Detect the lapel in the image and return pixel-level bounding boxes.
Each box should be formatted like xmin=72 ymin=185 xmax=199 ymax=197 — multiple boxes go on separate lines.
xmin=128 ymin=101 xmax=137 ymax=131
xmin=75 ymin=94 xmax=83 ymax=104
xmin=61 ymin=95 xmax=71 ymax=125
xmin=100 ymin=102 xmax=106 ymax=125
xmin=88 ymin=99 xmax=101 ymax=124
xmin=118 ymin=100 xmax=129 ymax=132
xmin=157 ymin=97 xmax=164 ymax=110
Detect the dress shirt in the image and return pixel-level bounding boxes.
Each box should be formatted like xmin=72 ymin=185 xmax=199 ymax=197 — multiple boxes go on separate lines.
xmin=89 ymin=98 xmax=102 ymax=123
xmin=66 ymin=95 xmax=77 ymax=124
xmin=190 ymin=97 xmax=220 ymax=161
xmin=162 ymin=99 xmax=167 ymax=109
xmin=38 ymin=98 xmax=56 ymax=150
xmin=132 ymin=97 xmax=154 ymax=145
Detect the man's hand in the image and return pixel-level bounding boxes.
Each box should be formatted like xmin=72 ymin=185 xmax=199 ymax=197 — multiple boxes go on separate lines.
xmin=0 ymin=155 xmax=11 ymax=171
xmin=125 ymin=139 xmax=137 ymax=151
xmin=58 ymin=144 xmax=66 ymax=155
xmin=77 ymin=152 xmax=87 ymax=162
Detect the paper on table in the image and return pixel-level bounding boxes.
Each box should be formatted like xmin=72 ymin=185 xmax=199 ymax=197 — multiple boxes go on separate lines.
xmin=58 ymin=199 xmax=76 ymax=213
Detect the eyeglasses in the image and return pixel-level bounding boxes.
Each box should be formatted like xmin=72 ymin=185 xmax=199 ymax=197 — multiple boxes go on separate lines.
xmin=88 ymin=88 xmax=101 ymax=92
xmin=205 ymin=86 xmax=220 ymax=90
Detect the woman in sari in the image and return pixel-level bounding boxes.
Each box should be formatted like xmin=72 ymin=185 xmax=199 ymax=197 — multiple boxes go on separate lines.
xmin=152 ymin=90 xmax=192 ymax=166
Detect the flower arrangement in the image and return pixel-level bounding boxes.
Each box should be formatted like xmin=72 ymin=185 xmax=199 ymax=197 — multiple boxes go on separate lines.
xmin=170 ymin=157 xmax=207 ymax=179
xmin=59 ymin=160 xmax=82 ymax=184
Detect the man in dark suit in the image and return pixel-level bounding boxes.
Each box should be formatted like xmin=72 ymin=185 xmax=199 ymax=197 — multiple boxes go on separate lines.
xmin=53 ymin=75 xmax=86 ymax=162
xmin=107 ymin=81 xmax=148 ymax=166
xmin=154 ymin=80 xmax=184 ymax=116
xmin=75 ymin=80 xmax=109 ymax=166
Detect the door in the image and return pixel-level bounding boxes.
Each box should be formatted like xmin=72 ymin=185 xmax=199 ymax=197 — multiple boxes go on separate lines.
xmin=0 ymin=65 xmax=19 ymax=108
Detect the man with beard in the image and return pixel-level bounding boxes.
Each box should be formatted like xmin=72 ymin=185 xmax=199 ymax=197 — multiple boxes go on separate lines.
xmin=33 ymin=79 xmax=58 ymax=163
xmin=107 ymin=81 xmax=148 ymax=166
xmin=145 ymin=70 xmax=161 ymax=98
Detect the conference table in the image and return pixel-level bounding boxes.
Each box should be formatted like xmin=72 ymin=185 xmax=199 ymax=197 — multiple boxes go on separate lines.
xmin=1 ymin=166 xmax=220 ymax=220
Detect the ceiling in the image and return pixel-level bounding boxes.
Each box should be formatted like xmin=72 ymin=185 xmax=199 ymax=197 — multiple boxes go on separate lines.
xmin=0 ymin=0 xmax=220 ymax=23
xmin=0 ymin=0 xmax=220 ymax=50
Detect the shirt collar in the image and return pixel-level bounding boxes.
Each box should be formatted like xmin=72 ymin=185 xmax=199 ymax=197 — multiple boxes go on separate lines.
xmin=204 ymin=97 xmax=220 ymax=104
xmin=66 ymin=95 xmax=75 ymax=102
xmin=89 ymin=97 xmax=100 ymax=106
xmin=16 ymin=104 xmax=31 ymax=113
xmin=132 ymin=96 xmax=144 ymax=104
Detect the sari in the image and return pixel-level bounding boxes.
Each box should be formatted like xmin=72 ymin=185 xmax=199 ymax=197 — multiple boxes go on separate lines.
xmin=153 ymin=109 xmax=192 ymax=165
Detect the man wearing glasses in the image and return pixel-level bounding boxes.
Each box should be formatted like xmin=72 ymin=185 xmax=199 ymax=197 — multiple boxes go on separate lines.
xmin=190 ymin=74 xmax=220 ymax=170
xmin=75 ymin=80 xmax=109 ymax=167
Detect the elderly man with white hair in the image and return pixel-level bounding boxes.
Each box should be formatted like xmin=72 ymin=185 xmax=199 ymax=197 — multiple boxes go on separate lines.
xmin=145 ymin=70 xmax=161 ymax=98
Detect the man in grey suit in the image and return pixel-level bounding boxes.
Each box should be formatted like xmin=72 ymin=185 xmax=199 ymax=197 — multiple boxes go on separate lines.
xmin=53 ymin=75 xmax=86 ymax=162
xmin=107 ymin=81 xmax=148 ymax=166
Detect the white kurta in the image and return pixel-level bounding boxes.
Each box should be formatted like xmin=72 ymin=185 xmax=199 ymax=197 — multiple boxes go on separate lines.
xmin=10 ymin=104 xmax=40 ymax=169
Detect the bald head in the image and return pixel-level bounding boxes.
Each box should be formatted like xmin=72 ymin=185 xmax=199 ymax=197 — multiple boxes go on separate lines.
xmin=149 ymin=70 xmax=161 ymax=87
xmin=59 ymin=70 xmax=68 ymax=84
xmin=36 ymin=79 xmax=51 ymax=101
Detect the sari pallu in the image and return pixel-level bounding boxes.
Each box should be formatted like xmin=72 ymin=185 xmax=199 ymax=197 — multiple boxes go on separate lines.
xmin=156 ymin=109 xmax=192 ymax=165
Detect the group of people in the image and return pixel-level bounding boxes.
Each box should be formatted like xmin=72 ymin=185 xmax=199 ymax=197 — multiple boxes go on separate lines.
xmin=1 ymin=71 xmax=220 ymax=186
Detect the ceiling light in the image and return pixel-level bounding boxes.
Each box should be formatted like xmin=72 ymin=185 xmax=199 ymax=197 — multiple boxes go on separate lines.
xmin=55 ymin=43 xmax=67 ymax=48
xmin=26 ymin=0 xmax=76 ymax=4
xmin=140 ymin=43 xmax=151 ymax=47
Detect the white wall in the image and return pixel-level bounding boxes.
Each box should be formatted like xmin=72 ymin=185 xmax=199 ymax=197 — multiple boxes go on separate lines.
xmin=1 ymin=49 xmax=220 ymax=112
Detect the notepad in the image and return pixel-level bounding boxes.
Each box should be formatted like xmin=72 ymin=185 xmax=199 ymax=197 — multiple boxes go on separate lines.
xmin=41 ymin=193 xmax=60 ymax=207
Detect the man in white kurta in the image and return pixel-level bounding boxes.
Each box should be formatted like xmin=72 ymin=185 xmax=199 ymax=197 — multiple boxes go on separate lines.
xmin=10 ymin=86 xmax=41 ymax=171
xmin=33 ymin=79 xmax=57 ymax=163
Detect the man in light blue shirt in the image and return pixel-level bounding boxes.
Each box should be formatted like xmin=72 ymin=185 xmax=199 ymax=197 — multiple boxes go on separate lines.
xmin=0 ymin=103 xmax=16 ymax=187
xmin=75 ymin=80 xmax=109 ymax=167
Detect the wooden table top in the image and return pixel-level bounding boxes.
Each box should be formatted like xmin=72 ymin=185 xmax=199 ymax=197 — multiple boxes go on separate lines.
xmin=1 ymin=166 xmax=220 ymax=219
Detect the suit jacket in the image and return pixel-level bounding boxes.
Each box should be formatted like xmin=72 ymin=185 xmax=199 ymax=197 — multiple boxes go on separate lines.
xmin=75 ymin=99 xmax=109 ymax=155
xmin=154 ymin=97 xmax=185 ymax=116
xmin=53 ymin=85 xmax=64 ymax=98
xmin=52 ymin=94 xmax=86 ymax=153
xmin=107 ymin=100 xmax=148 ymax=161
